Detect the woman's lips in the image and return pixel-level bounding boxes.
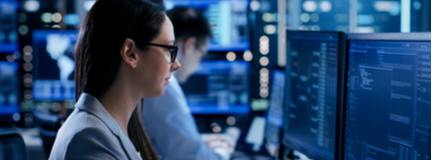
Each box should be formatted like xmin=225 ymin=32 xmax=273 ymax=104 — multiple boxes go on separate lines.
xmin=165 ymin=77 xmax=171 ymax=84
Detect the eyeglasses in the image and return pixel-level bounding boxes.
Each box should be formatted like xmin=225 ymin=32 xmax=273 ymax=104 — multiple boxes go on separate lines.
xmin=148 ymin=43 xmax=178 ymax=63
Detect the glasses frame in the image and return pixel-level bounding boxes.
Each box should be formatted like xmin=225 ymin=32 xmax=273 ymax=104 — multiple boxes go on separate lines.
xmin=148 ymin=43 xmax=178 ymax=63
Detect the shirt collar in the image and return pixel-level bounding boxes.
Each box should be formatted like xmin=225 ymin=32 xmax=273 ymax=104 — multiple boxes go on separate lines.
xmin=75 ymin=93 xmax=121 ymax=137
xmin=75 ymin=93 xmax=141 ymax=159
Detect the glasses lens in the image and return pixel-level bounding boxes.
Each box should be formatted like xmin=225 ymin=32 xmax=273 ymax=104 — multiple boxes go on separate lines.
xmin=171 ymin=47 xmax=178 ymax=62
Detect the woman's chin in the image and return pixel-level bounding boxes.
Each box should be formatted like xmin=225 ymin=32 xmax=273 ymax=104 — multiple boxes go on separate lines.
xmin=143 ymin=84 xmax=166 ymax=98
xmin=152 ymin=88 xmax=166 ymax=97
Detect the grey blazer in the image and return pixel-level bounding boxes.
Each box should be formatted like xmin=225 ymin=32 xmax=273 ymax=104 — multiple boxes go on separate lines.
xmin=49 ymin=93 xmax=142 ymax=160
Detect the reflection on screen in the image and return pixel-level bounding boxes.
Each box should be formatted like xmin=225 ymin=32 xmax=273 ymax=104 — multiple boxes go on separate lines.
xmin=32 ymin=30 xmax=78 ymax=101
xmin=165 ymin=0 xmax=250 ymax=51
xmin=283 ymin=32 xmax=341 ymax=160
xmin=264 ymin=69 xmax=285 ymax=156
xmin=0 ymin=61 xmax=19 ymax=115
xmin=180 ymin=60 xmax=250 ymax=114
xmin=344 ymin=41 xmax=431 ymax=160
xmin=0 ymin=0 xmax=19 ymax=53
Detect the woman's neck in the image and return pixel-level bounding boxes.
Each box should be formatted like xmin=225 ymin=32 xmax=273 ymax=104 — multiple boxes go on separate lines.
xmin=98 ymin=77 xmax=140 ymax=137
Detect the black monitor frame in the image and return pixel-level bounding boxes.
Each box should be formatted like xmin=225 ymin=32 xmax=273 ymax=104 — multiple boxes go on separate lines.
xmin=341 ymin=32 xmax=431 ymax=160
xmin=282 ymin=30 xmax=346 ymax=160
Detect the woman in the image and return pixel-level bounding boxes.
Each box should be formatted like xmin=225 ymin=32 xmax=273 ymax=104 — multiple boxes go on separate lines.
xmin=49 ymin=0 xmax=180 ymax=159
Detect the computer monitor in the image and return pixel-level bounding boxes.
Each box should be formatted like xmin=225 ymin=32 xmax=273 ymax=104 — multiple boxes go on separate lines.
xmin=264 ymin=68 xmax=285 ymax=157
xmin=0 ymin=61 xmax=19 ymax=115
xmin=343 ymin=32 xmax=431 ymax=160
xmin=282 ymin=31 xmax=345 ymax=160
xmin=180 ymin=60 xmax=250 ymax=114
xmin=32 ymin=30 xmax=78 ymax=101
xmin=164 ymin=0 xmax=250 ymax=51
xmin=0 ymin=0 xmax=19 ymax=53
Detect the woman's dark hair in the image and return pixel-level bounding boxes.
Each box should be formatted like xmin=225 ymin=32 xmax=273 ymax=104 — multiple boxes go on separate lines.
xmin=166 ymin=7 xmax=212 ymax=46
xmin=75 ymin=0 xmax=165 ymax=159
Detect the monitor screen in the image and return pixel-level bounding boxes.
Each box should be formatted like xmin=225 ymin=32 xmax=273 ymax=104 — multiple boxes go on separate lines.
xmin=180 ymin=60 xmax=250 ymax=114
xmin=32 ymin=30 xmax=78 ymax=101
xmin=264 ymin=69 xmax=285 ymax=156
xmin=0 ymin=0 xmax=19 ymax=53
xmin=165 ymin=0 xmax=250 ymax=51
xmin=344 ymin=38 xmax=431 ymax=160
xmin=0 ymin=61 xmax=19 ymax=115
xmin=283 ymin=31 xmax=344 ymax=160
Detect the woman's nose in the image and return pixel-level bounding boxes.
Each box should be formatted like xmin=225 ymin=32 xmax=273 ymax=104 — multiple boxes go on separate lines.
xmin=171 ymin=59 xmax=181 ymax=71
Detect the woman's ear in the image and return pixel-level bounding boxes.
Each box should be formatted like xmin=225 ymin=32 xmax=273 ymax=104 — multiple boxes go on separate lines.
xmin=120 ymin=38 xmax=138 ymax=68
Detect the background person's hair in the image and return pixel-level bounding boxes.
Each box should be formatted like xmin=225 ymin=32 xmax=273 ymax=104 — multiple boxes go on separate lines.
xmin=166 ymin=6 xmax=212 ymax=46
xmin=75 ymin=0 xmax=165 ymax=159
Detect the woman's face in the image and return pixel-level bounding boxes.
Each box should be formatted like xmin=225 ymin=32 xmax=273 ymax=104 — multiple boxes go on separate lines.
xmin=134 ymin=15 xmax=181 ymax=97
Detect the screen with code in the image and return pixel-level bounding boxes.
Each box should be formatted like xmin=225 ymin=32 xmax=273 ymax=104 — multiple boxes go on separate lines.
xmin=344 ymin=40 xmax=431 ymax=160
xmin=283 ymin=32 xmax=343 ymax=160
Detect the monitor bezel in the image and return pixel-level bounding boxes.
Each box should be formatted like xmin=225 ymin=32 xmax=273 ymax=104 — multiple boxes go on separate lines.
xmin=340 ymin=32 xmax=431 ymax=160
xmin=282 ymin=30 xmax=346 ymax=160
xmin=346 ymin=32 xmax=431 ymax=41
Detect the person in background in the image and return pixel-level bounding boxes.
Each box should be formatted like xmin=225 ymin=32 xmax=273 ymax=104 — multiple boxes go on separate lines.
xmin=49 ymin=0 xmax=180 ymax=159
xmin=143 ymin=6 xmax=234 ymax=160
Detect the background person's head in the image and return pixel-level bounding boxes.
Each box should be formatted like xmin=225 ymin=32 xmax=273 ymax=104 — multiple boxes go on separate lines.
xmin=166 ymin=6 xmax=212 ymax=84
xmin=74 ymin=0 xmax=179 ymax=159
